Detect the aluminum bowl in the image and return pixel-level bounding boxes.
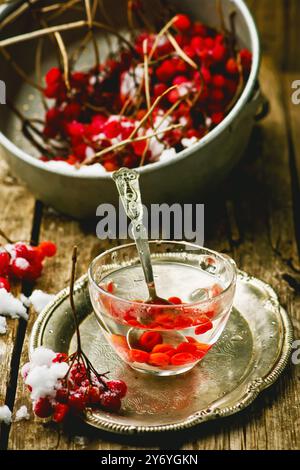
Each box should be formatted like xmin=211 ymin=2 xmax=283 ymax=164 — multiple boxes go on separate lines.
xmin=0 ymin=0 xmax=261 ymax=218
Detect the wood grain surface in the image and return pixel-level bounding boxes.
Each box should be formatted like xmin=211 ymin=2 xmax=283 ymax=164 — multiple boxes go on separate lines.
xmin=0 ymin=0 xmax=299 ymax=450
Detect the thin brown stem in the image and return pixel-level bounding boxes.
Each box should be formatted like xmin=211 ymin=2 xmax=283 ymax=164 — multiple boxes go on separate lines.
xmin=70 ymin=246 xmax=82 ymax=352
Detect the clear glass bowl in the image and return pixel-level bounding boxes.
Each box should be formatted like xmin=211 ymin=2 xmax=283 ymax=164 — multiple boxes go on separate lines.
xmin=88 ymin=241 xmax=237 ymax=377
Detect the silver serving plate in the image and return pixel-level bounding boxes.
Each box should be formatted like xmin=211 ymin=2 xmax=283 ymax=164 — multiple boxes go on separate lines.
xmin=30 ymin=271 xmax=293 ymax=434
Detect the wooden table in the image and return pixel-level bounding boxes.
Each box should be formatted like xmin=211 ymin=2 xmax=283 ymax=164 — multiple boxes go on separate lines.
xmin=0 ymin=0 xmax=299 ymax=451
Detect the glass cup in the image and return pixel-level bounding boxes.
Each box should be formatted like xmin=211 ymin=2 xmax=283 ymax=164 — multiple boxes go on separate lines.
xmin=88 ymin=241 xmax=237 ymax=376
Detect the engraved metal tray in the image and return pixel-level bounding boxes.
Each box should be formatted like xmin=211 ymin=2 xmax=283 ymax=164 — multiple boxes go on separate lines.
xmin=30 ymin=271 xmax=293 ymax=434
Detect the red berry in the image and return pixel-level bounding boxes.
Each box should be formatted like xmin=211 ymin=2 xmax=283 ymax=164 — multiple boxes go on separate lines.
xmin=153 ymin=83 xmax=167 ymax=99
xmin=107 ymin=380 xmax=127 ymax=398
xmin=100 ymin=392 xmax=121 ymax=412
xmin=130 ymin=349 xmax=150 ymax=363
xmin=211 ymin=112 xmax=224 ymax=125
xmin=240 ymin=48 xmax=252 ymax=71
xmin=194 ymin=317 xmax=213 ymax=335
xmin=167 ymin=88 xmax=180 ymax=104
xmin=0 ymin=277 xmax=11 ymax=292
xmin=68 ymin=390 xmax=87 ymax=412
xmin=34 ymin=397 xmax=53 ymax=418
xmin=212 ymin=44 xmax=227 ymax=62
xmin=148 ymin=352 xmax=170 ymax=367
xmin=10 ymin=257 xmax=30 ymax=279
xmin=52 ymin=353 xmax=68 ymax=363
xmin=168 ymin=296 xmax=182 ymax=305
xmin=213 ymin=74 xmax=226 ymax=88
xmin=88 ymin=386 xmax=102 ymax=404
xmin=0 ymin=252 xmax=10 ymax=275
xmin=39 ymin=241 xmax=57 ymax=258
xmin=139 ymin=331 xmax=163 ymax=352
xmin=226 ymin=58 xmax=239 ymax=75
xmin=152 ymin=344 xmax=175 ymax=356
xmin=14 ymin=242 xmax=29 ymax=259
xmin=53 ymin=403 xmax=70 ymax=423
xmin=55 ymin=387 xmax=69 ymax=404
xmin=176 ymin=342 xmax=197 ymax=354
xmin=173 ymin=14 xmax=191 ymax=32
xmin=170 ymin=352 xmax=195 ymax=366
xmin=156 ymin=60 xmax=176 ymax=83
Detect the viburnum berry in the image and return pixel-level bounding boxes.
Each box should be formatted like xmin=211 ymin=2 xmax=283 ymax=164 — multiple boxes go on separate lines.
xmin=88 ymin=385 xmax=102 ymax=404
xmin=100 ymin=392 xmax=122 ymax=412
xmin=0 ymin=276 xmax=10 ymax=292
xmin=34 ymin=397 xmax=53 ymax=418
xmin=52 ymin=352 xmax=68 ymax=363
xmin=0 ymin=252 xmax=10 ymax=275
xmin=53 ymin=403 xmax=70 ymax=423
xmin=226 ymin=58 xmax=239 ymax=75
xmin=39 ymin=241 xmax=57 ymax=258
xmin=156 ymin=60 xmax=176 ymax=83
xmin=107 ymin=380 xmax=127 ymax=398
xmin=55 ymin=387 xmax=69 ymax=404
xmin=68 ymin=390 xmax=87 ymax=412
xmin=173 ymin=14 xmax=191 ymax=32
xmin=139 ymin=331 xmax=162 ymax=352
xmin=10 ymin=257 xmax=30 ymax=279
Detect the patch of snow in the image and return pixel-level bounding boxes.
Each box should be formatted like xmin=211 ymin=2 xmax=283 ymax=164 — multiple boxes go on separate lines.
xmin=15 ymin=405 xmax=30 ymax=422
xmin=30 ymin=347 xmax=57 ymax=367
xmin=159 ymin=148 xmax=177 ymax=163
xmin=0 ymin=289 xmax=28 ymax=320
xmin=43 ymin=160 xmax=107 ymax=176
xmin=14 ymin=257 xmax=30 ymax=270
xmin=0 ymin=316 xmax=7 ymax=335
xmin=0 ymin=405 xmax=12 ymax=424
xmin=20 ymin=294 xmax=31 ymax=308
xmin=25 ymin=361 xmax=69 ymax=401
xmin=29 ymin=290 xmax=55 ymax=314
xmin=181 ymin=136 xmax=198 ymax=148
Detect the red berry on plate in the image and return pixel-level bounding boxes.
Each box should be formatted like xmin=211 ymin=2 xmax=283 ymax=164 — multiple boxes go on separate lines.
xmin=0 ymin=276 xmax=10 ymax=292
xmin=55 ymin=387 xmax=69 ymax=404
xmin=107 ymin=380 xmax=127 ymax=398
xmin=100 ymin=392 xmax=121 ymax=412
xmin=34 ymin=397 xmax=53 ymax=418
xmin=173 ymin=14 xmax=191 ymax=32
xmin=39 ymin=241 xmax=57 ymax=258
xmin=68 ymin=390 xmax=87 ymax=412
xmin=212 ymin=44 xmax=227 ymax=62
xmin=88 ymin=386 xmax=102 ymax=404
xmin=53 ymin=403 xmax=70 ymax=423
xmin=52 ymin=352 xmax=68 ymax=363
xmin=0 ymin=252 xmax=10 ymax=275
xmin=139 ymin=331 xmax=163 ymax=352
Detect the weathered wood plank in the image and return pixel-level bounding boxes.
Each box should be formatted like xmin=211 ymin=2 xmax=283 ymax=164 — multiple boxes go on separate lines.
xmin=0 ymin=156 xmax=35 ymax=448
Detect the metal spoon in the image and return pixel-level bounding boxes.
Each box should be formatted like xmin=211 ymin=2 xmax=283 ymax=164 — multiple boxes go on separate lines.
xmin=112 ymin=167 xmax=172 ymax=306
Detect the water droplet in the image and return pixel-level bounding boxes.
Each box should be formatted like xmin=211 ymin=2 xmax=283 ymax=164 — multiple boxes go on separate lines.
xmin=189 ymin=288 xmax=209 ymax=302
xmin=48 ymin=329 xmax=53 ymax=334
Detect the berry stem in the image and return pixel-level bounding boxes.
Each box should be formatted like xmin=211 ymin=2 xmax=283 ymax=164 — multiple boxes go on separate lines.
xmin=70 ymin=245 xmax=82 ymax=352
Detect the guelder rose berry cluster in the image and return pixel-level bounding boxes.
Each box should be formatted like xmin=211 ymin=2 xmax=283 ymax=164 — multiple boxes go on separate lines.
xmin=22 ymin=347 xmax=127 ymax=423
xmin=0 ymin=241 xmax=56 ymax=291
xmin=41 ymin=13 xmax=252 ymax=170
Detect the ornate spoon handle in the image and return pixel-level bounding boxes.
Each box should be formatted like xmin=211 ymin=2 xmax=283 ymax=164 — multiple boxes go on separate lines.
xmin=112 ymin=168 xmax=156 ymax=297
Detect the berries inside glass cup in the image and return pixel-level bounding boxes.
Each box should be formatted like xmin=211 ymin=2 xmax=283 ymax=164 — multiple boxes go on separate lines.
xmin=88 ymin=243 xmax=237 ymax=376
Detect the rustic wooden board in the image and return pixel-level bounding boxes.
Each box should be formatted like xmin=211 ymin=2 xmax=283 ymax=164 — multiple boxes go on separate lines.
xmin=0 ymin=159 xmax=35 ymax=449
xmin=1 ymin=0 xmax=300 ymax=451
